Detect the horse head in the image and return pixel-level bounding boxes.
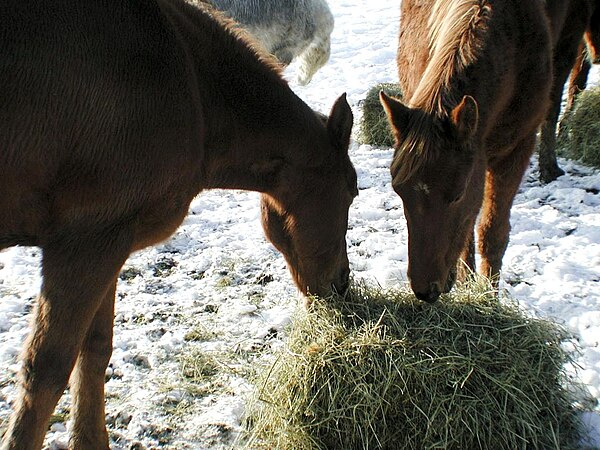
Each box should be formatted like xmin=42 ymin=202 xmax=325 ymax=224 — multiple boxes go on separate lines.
xmin=381 ymin=92 xmax=483 ymax=302
xmin=261 ymin=94 xmax=357 ymax=300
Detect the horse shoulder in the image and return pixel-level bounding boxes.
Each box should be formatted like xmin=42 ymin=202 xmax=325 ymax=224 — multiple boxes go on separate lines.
xmin=0 ymin=1 xmax=206 ymax=247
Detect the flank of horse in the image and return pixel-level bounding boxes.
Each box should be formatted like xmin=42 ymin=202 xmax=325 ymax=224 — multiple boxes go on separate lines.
xmin=0 ymin=0 xmax=357 ymax=448
xmin=204 ymin=0 xmax=334 ymax=85
xmin=381 ymin=0 xmax=552 ymax=302
xmin=538 ymin=0 xmax=600 ymax=183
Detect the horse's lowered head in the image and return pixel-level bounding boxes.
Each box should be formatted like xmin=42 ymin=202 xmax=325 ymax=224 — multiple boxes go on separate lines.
xmin=261 ymin=94 xmax=357 ymax=300
xmin=381 ymin=92 xmax=483 ymax=303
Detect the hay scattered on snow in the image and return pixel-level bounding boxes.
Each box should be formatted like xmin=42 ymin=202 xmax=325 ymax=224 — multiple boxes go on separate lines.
xmin=558 ymin=85 xmax=600 ymax=168
xmin=358 ymin=83 xmax=403 ymax=148
xmin=244 ymin=280 xmax=586 ymax=450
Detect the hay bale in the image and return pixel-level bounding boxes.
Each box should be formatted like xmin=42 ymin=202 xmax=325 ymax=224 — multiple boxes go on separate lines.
xmin=558 ymin=85 xmax=600 ymax=168
xmin=244 ymin=281 xmax=585 ymax=450
xmin=357 ymin=83 xmax=403 ymax=147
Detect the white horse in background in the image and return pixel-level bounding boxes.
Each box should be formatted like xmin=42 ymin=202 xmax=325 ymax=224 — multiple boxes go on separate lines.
xmin=207 ymin=0 xmax=334 ymax=85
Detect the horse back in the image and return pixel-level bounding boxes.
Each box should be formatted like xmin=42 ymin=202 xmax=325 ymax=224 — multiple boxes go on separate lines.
xmin=0 ymin=0 xmax=205 ymax=249
xmin=398 ymin=0 xmax=552 ymax=155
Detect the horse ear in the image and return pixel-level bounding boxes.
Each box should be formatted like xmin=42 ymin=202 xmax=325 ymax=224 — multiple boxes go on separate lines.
xmin=451 ymin=95 xmax=479 ymax=142
xmin=327 ymin=93 xmax=354 ymax=151
xmin=379 ymin=90 xmax=411 ymax=136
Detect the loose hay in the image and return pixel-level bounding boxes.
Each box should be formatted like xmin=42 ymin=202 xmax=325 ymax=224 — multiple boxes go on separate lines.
xmin=244 ymin=281 xmax=586 ymax=450
xmin=558 ymin=85 xmax=600 ymax=168
xmin=358 ymin=83 xmax=403 ymax=147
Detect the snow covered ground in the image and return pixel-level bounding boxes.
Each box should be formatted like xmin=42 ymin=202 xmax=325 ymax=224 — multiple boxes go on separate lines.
xmin=1 ymin=1 xmax=599 ymax=448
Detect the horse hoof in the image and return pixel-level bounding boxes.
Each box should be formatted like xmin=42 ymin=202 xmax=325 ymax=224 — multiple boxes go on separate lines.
xmin=540 ymin=165 xmax=565 ymax=184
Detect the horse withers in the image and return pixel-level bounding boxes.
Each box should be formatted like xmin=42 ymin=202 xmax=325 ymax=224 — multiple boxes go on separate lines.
xmin=538 ymin=0 xmax=600 ymax=183
xmin=381 ymin=0 xmax=552 ymax=302
xmin=204 ymin=0 xmax=334 ymax=85
xmin=0 ymin=0 xmax=356 ymax=449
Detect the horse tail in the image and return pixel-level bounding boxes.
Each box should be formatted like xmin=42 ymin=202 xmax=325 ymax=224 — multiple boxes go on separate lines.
xmin=296 ymin=0 xmax=334 ymax=85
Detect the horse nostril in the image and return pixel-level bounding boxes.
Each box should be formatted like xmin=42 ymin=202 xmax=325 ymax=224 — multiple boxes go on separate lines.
xmin=444 ymin=270 xmax=456 ymax=293
xmin=415 ymin=291 xmax=439 ymax=303
xmin=341 ymin=267 xmax=350 ymax=284
xmin=414 ymin=283 xmax=441 ymax=303
xmin=332 ymin=267 xmax=351 ymax=296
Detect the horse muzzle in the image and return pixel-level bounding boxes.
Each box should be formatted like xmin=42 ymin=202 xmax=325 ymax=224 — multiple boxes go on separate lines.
xmin=414 ymin=284 xmax=441 ymax=303
xmin=412 ymin=267 xmax=456 ymax=303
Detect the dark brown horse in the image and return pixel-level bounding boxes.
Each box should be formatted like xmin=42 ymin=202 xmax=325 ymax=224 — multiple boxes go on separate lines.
xmin=381 ymin=0 xmax=552 ymax=302
xmin=538 ymin=0 xmax=600 ymax=183
xmin=0 ymin=0 xmax=357 ymax=448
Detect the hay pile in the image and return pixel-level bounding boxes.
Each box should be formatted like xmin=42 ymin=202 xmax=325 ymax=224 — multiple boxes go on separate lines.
xmin=558 ymin=85 xmax=600 ymax=168
xmin=358 ymin=83 xmax=403 ymax=147
xmin=244 ymin=281 xmax=585 ymax=450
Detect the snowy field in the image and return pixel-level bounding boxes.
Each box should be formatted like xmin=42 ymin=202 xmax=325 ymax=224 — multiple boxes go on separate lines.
xmin=1 ymin=1 xmax=600 ymax=449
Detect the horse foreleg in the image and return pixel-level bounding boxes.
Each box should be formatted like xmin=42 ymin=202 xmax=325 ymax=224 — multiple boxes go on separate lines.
xmin=1 ymin=228 xmax=131 ymax=450
xmin=538 ymin=78 xmax=567 ymax=183
xmin=69 ymin=281 xmax=117 ymax=450
xmin=458 ymin=229 xmax=476 ymax=282
xmin=538 ymin=41 xmax=582 ymax=183
xmin=478 ymin=135 xmax=535 ymax=287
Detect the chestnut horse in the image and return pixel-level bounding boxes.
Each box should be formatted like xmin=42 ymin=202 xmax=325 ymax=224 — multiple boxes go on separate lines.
xmin=0 ymin=0 xmax=357 ymax=449
xmin=567 ymin=42 xmax=593 ymax=112
xmin=539 ymin=0 xmax=600 ymax=183
xmin=381 ymin=0 xmax=552 ymax=302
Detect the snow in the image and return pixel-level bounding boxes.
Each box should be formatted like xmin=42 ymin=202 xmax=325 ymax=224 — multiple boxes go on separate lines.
xmin=1 ymin=1 xmax=600 ymax=448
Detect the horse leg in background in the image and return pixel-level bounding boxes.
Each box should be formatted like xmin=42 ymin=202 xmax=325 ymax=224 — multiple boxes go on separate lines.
xmin=477 ymin=134 xmax=536 ymax=288
xmin=296 ymin=9 xmax=333 ymax=86
xmin=1 ymin=227 xmax=131 ymax=450
xmin=458 ymin=229 xmax=476 ymax=282
xmin=566 ymin=42 xmax=591 ymax=111
xmin=69 ymin=281 xmax=118 ymax=449
xmin=558 ymin=43 xmax=591 ymax=142
xmin=538 ymin=34 xmax=587 ymax=183
xmin=297 ymin=34 xmax=331 ymax=86
xmin=538 ymin=58 xmax=572 ymax=183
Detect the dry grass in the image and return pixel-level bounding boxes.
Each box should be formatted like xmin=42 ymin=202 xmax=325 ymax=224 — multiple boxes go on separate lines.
xmin=558 ymin=86 xmax=600 ymax=168
xmin=243 ymin=280 xmax=585 ymax=450
xmin=358 ymin=83 xmax=403 ymax=148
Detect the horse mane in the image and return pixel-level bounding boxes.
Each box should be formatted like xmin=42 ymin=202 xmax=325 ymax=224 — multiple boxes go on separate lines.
xmin=173 ymin=0 xmax=324 ymax=154
xmin=186 ymin=0 xmax=284 ymax=75
xmin=183 ymin=0 xmax=283 ymax=78
xmin=412 ymin=0 xmax=491 ymax=113
xmin=393 ymin=0 xmax=490 ymax=185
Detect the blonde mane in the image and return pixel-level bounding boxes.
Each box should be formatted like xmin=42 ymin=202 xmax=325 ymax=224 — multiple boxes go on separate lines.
xmin=411 ymin=0 xmax=491 ymax=113
xmin=392 ymin=0 xmax=490 ymax=186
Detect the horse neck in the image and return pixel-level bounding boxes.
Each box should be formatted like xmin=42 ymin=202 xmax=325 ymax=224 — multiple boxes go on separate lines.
xmin=164 ymin=0 xmax=326 ymax=193
xmin=408 ymin=0 xmax=491 ymax=115
xmin=194 ymin=43 xmax=322 ymax=192
xmin=202 ymin=102 xmax=324 ymax=193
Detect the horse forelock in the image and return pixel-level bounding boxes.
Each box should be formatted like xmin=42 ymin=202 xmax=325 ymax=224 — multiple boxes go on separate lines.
xmin=394 ymin=0 xmax=490 ymax=184
xmin=391 ymin=112 xmax=440 ymax=186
